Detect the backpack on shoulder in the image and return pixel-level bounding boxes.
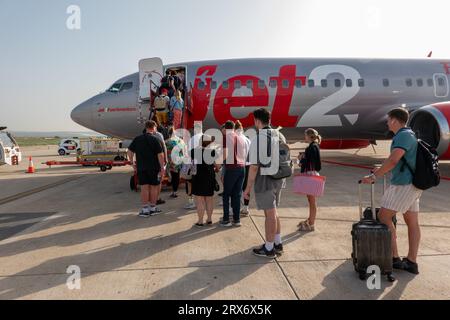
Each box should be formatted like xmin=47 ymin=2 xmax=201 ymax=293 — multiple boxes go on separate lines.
xmin=257 ymin=129 xmax=293 ymax=180
xmin=402 ymin=136 xmax=440 ymax=191
xmin=154 ymin=95 xmax=168 ymax=110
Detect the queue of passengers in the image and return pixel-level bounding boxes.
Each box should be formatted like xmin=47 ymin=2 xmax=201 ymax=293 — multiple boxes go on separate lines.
xmin=127 ymin=106 xmax=424 ymax=274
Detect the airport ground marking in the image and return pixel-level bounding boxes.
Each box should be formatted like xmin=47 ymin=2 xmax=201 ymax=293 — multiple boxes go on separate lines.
xmin=0 ymin=176 xmax=84 ymax=206
xmin=246 ymin=213 xmax=301 ymax=300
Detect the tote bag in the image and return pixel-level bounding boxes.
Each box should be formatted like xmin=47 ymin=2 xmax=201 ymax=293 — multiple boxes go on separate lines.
xmin=293 ymin=171 xmax=326 ymax=197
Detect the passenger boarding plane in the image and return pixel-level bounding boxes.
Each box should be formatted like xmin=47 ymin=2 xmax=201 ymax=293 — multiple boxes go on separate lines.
xmin=71 ymin=57 xmax=450 ymax=159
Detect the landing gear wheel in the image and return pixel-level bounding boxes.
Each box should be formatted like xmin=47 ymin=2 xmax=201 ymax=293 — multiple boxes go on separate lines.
xmin=387 ymin=273 xmax=395 ymax=282
xmin=359 ymin=272 xmax=368 ymax=281
xmin=106 ymin=165 xmax=113 ymax=170
xmin=58 ymin=149 xmax=66 ymax=156
xmin=100 ymin=165 xmax=107 ymax=172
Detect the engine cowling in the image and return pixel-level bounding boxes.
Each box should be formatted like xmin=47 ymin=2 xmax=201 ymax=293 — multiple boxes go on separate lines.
xmin=409 ymin=102 xmax=450 ymax=160
xmin=319 ymin=139 xmax=371 ymax=150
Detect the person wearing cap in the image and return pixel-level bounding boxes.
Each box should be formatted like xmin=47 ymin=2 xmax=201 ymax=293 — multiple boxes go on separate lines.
xmin=191 ymin=134 xmax=219 ymax=227
xmin=154 ymin=89 xmax=170 ymax=126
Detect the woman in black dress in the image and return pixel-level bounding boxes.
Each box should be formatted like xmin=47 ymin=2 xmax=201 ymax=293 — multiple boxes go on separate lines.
xmin=191 ymin=134 xmax=219 ymax=227
xmin=297 ymin=128 xmax=322 ymax=232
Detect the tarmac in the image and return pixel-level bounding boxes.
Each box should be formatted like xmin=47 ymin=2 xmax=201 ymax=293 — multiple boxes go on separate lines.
xmin=0 ymin=142 xmax=449 ymax=300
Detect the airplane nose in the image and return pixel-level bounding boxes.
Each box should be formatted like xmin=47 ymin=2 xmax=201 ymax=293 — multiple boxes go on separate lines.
xmin=71 ymin=100 xmax=94 ymax=129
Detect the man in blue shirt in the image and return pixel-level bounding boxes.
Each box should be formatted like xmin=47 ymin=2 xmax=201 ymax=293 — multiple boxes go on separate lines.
xmin=362 ymin=107 xmax=422 ymax=275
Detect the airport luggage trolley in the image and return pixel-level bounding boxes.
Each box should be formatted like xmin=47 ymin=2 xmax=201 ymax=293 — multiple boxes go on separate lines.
xmin=44 ymin=160 xmax=131 ymax=172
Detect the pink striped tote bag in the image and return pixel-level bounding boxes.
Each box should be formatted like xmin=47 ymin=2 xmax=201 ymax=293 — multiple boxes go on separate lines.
xmin=293 ymin=171 xmax=326 ymax=197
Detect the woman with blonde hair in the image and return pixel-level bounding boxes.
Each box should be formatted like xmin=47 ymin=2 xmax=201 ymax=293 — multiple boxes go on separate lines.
xmin=170 ymin=90 xmax=184 ymax=129
xmin=297 ymin=128 xmax=322 ymax=232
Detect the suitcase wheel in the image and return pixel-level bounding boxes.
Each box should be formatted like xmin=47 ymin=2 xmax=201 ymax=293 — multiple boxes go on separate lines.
xmin=387 ymin=273 xmax=395 ymax=282
xmin=359 ymin=272 xmax=368 ymax=281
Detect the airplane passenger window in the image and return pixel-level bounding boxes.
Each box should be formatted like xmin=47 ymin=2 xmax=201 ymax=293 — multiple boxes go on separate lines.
xmin=308 ymin=79 xmax=314 ymax=87
xmin=246 ymin=80 xmax=253 ymax=89
xmin=198 ymin=81 xmax=206 ymax=90
xmin=282 ymin=80 xmax=289 ymax=89
xmin=269 ymin=79 xmax=277 ymax=88
xmin=406 ymin=79 xmax=412 ymax=87
xmin=335 ymin=79 xmax=341 ymax=87
xmin=417 ymin=79 xmax=423 ymax=87
xmin=383 ymin=79 xmax=390 ymax=87
xmin=211 ymin=81 xmax=217 ymax=89
xmin=107 ymin=83 xmax=122 ymax=93
xmin=295 ymin=79 xmax=303 ymax=88
xmin=258 ymin=80 xmax=265 ymax=89
xmin=346 ymin=79 xmax=352 ymax=87
xmin=358 ymin=79 xmax=365 ymax=87
xmin=222 ymin=81 xmax=229 ymax=89
xmin=121 ymin=82 xmax=133 ymax=91
xmin=234 ymin=80 xmax=241 ymax=89
xmin=427 ymin=79 xmax=434 ymax=87
xmin=321 ymin=79 xmax=327 ymax=88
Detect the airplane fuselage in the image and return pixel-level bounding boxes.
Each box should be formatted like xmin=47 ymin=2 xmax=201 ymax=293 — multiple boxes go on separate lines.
xmin=71 ymin=57 xmax=450 ymax=143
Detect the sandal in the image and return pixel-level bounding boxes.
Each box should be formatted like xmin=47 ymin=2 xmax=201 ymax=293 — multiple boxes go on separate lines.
xmin=298 ymin=220 xmax=315 ymax=232
xmin=194 ymin=223 xmax=204 ymax=228
xmin=206 ymin=221 xmax=213 ymax=225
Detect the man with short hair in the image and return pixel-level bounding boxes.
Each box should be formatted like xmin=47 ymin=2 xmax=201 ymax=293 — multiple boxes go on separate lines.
xmin=243 ymin=108 xmax=285 ymax=258
xmin=220 ymin=120 xmax=246 ymax=227
xmin=128 ymin=121 xmax=166 ymax=217
xmin=362 ymin=107 xmax=422 ymax=274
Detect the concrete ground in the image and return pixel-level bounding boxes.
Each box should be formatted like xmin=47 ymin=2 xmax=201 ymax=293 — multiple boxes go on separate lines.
xmin=0 ymin=143 xmax=449 ymax=300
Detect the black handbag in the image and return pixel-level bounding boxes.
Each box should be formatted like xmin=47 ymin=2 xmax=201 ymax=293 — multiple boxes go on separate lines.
xmin=214 ymin=178 xmax=220 ymax=192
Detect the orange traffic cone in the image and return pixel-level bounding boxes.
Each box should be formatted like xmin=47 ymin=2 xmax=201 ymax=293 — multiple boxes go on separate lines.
xmin=26 ymin=156 xmax=35 ymax=173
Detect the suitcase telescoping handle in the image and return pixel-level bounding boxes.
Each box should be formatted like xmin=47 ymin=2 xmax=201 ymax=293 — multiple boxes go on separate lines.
xmin=358 ymin=180 xmax=376 ymax=220
xmin=371 ymin=166 xmax=387 ymax=194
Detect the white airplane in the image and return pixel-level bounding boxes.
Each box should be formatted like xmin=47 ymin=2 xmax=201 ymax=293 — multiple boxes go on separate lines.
xmin=71 ymin=57 xmax=450 ymax=159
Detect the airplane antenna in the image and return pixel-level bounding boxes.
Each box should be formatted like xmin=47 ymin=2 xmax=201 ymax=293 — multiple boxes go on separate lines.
xmin=427 ymin=51 xmax=433 ymax=58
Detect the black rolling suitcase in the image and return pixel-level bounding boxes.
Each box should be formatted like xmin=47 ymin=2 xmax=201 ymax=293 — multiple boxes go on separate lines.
xmin=351 ymin=181 xmax=395 ymax=282
xmin=361 ymin=174 xmax=397 ymax=226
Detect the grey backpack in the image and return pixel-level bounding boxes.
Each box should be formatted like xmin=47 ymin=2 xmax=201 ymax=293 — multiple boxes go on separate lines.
xmin=258 ymin=129 xmax=293 ymax=180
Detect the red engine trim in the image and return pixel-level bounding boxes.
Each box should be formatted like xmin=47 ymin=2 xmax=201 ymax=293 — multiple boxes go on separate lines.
xmin=319 ymin=139 xmax=371 ymax=150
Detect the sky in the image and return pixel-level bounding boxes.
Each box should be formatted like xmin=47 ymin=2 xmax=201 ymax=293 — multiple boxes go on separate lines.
xmin=1 ymin=0 xmax=449 ymax=132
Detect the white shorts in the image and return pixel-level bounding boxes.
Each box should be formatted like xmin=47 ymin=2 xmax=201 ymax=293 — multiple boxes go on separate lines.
xmin=381 ymin=184 xmax=422 ymax=213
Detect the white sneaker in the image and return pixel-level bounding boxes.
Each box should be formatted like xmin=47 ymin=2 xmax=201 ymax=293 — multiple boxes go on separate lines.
xmin=240 ymin=207 xmax=249 ymax=216
xmin=184 ymin=202 xmax=196 ymax=210
xmin=138 ymin=208 xmax=150 ymax=218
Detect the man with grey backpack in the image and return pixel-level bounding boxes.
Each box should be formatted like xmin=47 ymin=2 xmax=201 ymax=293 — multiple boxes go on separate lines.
xmin=244 ymin=108 xmax=292 ymax=258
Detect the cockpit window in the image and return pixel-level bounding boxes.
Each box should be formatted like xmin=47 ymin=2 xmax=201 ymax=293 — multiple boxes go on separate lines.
xmin=0 ymin=132 xmax=16 ymax=148
xmin=121 ymin=82 xmax=133 ymax=91
xmin=107 ymin=83 xmax=122 ymax=93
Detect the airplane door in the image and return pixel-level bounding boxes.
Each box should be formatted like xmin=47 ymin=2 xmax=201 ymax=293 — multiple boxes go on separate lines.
xmin=138 ymin=58 xmax=163 ymax=123
xmin=139 ymin=57 xmax=163 ymax=100
xmin=433 ymin=73 xmax=449 ymax=98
